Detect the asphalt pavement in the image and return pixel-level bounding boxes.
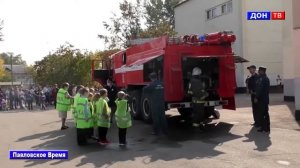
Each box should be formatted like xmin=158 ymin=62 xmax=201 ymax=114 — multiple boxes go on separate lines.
xmin=0 ymin=93 xmax=299 ymax=168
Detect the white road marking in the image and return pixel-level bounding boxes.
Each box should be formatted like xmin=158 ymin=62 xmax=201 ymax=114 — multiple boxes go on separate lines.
xmin=277 ymin=160 xmax=291 ymax=166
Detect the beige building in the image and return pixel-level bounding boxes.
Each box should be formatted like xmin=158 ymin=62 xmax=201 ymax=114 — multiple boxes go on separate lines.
xmin=291 ymin=0 xmax=300 ymax=120
xmin=175 ymin=0 xmax=289 ymax=89
xmin=4 ymin=65 xmax=33 ymax=88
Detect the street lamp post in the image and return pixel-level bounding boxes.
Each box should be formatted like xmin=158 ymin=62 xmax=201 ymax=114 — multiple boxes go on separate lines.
xmin=10 ymin=54 xmax=13 ymax=87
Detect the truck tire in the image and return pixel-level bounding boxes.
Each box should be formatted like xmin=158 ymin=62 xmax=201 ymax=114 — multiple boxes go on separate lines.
xmin=128 ymin=90 xmax=142 ymax=120
xmin=177 ymin=108 xmax=193 ymax=119
xmin=141 ymin=94 xmax=152 ymax=123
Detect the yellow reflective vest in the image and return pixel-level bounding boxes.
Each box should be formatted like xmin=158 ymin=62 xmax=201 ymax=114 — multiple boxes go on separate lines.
xmin=94 ymin=97 xmax=111 ymax=128
xmin=75 ymin=97 xmax=93 ymax=129
xmin=72 ymin=93 xmax=81 ymax=121
xmin=115 ymin=99 xmax=132 ymax=128
xmin=56 ymin=88 xmax=71 ymax=112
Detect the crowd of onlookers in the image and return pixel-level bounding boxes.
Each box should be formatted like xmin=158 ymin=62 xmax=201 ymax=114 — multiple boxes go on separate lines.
xmin=0 ymin=84 xmax=105 ymax=111
xmin=0 ymin=85 xmax=60 ymax=111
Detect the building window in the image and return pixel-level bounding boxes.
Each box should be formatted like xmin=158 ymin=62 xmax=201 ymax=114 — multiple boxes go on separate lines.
xmin=212 ymin=8 xmax=216 ymax=18
xmin=206 ymin=0 xmax=232 ymax=21
xmin=227 ymin=1 xmax=232 ymax=13
xmin=206 ymin=10 xmax=212 ymax=20
xmin=221 ymin=4 xmax=226 ymax=14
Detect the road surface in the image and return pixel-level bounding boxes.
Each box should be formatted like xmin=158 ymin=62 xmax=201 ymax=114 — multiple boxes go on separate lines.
xmin=0 ymin=93 xmax=299 ymax=168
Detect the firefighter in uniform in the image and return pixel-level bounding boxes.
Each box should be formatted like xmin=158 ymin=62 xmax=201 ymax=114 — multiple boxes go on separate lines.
xmin=75 ymin=88 xmax=94 ymax=145
xmin=188 ymin=67 xmax=209 ymax=127
xmin=56 ymin=82 xmax=73 ymax=130
xmin=143 ymin=72 xmax=167 ymax=135
xmin=246 ymin=65 xmax=259 ymax=127
xmin=255 ymin=66 xmax=270 ymax=133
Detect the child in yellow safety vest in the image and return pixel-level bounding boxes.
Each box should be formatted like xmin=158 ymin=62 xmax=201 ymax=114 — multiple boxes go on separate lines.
xmin=92 ymin=93 xmax=101 ymax=140
xmin=72 ymin=85 xmax=84 ymax=123
xmin=115 ymin=91 xmax=132 ymax=146
xmin=95 ymin=89 xmax=111 ymax=145
xmin=87 ymin=92 xmax=94 ymax=138
xmin=75 ymin=88 xmax=93 ymax=145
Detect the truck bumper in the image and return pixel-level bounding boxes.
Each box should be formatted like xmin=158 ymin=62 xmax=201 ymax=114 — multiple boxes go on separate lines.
xmin=167 ymin=100 xmax=228 ymax=109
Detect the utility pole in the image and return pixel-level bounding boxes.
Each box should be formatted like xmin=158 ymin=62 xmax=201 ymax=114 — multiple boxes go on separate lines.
xmin=10 ymin=54 xmax=13 ymax=87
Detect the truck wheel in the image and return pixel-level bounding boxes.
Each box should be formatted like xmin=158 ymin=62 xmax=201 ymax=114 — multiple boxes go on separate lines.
xmin=128 ymin=90 xmax=142 ymax=119
xmin=141 ymin=95 xmax=152 ymax=123
xmin=178 ymin=108 xmax=193 ymax=119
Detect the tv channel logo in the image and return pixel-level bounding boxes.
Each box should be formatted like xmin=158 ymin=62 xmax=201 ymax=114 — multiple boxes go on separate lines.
xmin=247 ymin=11 xmax=285 ymax=20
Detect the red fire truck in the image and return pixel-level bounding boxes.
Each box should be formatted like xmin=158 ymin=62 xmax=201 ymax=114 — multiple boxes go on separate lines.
xmin=92 ymin=31 xmax=241 ymax=122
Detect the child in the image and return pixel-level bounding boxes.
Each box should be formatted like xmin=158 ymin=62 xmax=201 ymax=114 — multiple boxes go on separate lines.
xmin=95 ymin=89 xmax=111 ymax=145
xmin=115 ymin=91 xmax=132 ymax=146
xmin=92 ymin=93 xmax=101 ymax=140
xmin=87 ymin=92 xmax=94 ymax=139
xmin=40 ymin=92 xmax=46 ymax=110
xmin=72 ymin=85 xmax=84 ymax=123
xmin=75 ymin=88 xmax=93 ymax=145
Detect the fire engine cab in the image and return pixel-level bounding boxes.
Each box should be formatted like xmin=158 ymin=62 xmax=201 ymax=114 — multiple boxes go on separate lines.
xmin=92 ymin=31 xmax=242 ymax=123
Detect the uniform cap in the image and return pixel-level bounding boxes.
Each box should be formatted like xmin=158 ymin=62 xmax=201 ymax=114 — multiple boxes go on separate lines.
xmin=247 ymin=65 xmax=256 ymax=69
xmin=258 ymin=66 xmax=267 ymax=71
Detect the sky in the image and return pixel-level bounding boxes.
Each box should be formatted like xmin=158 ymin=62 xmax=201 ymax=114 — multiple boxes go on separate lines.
xmin=0 ymin=0 xmax=134 ymax=65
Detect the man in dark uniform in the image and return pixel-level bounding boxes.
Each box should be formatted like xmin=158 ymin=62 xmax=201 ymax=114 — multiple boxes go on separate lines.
xmin=143 ymin=72 xmax=167 ymax=135
xmin=105 ymin=78 xmax=118 ymax=123
xmin=255 ymin=66 xmax=270 ymax=133
xmin=246 ymin=65 xmax=259 ymax=127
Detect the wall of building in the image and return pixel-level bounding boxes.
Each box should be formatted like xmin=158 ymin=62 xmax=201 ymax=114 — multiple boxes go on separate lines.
xmin=294 ymin=29 xmax=300 ymax=120
xmin=175 ymin=0 xmax=245 ymax=87
xmin=282 ymin=0 xmax=294 ymax=100
xmin=241 ymin=0 xmax=285 ymax=86
xmin=293 ymin=0 xmax=300 ymax=120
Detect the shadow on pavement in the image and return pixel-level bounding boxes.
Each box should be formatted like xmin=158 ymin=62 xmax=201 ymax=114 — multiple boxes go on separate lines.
xmin=243 ymin=127 xmax=272 ymax=152
xmin=16 ymin=115 xmax=243 ymax=167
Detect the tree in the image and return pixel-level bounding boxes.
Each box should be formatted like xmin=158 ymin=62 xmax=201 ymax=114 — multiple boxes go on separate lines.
xmin=0 ymin=58 xmax=6 ymax=78
xmin=33 ymin=43 xmax=92 ymax=86
xmin=163 ymin=0 xmax=180 ymax=28
xmin=92 ymin=49 xmax=120 ymax=70
xmin=0 ymin=52 xmax=27 ymax=65
xmin=0 ymin=19 xmax=3 ymax=41
xmin=99 ymin=0 xmax=180 ymax=48
xmin=98 ymin=0 xmax=143 ymax=49
xmin=0 ymin=57 xmax=12 ymax=82
xmin=141 ymin=0 xmax=179 ymax=38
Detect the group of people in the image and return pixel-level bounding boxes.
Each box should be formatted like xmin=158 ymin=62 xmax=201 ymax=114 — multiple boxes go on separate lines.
xmin=246 ymin=65 xmax=270 ymax=133
xmin=0 ymin=85 xmax=59 ymax=111
xmin=56 ymin=82 xmax=132 ymax=147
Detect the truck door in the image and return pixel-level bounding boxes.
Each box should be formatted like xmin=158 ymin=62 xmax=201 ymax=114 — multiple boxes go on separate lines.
xmin=218 ymin=56 xmax=236 ymax=110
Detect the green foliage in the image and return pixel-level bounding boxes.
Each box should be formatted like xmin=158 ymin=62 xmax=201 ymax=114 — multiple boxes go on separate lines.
xmin=0 ymin=72 xmax=12 ymax=82
xmin=33 ymin=43 xmax=92 ymax=86
xmin=98 ymin=0 xmax=143 ymax=49
xmin=0 ymin=19 xmax=3 ymax=41
xmin=99 ymin=0 xmax=179 ymax=49
xmin=0 ymin=58 xmax=6 ymax=79
xmin=141 ymin=0 xmax=179 ymax=38
xmin=0 ymin=52 xmax=27 ymax=65
xmin=92 ymin=49 xmax=120 ymax=70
